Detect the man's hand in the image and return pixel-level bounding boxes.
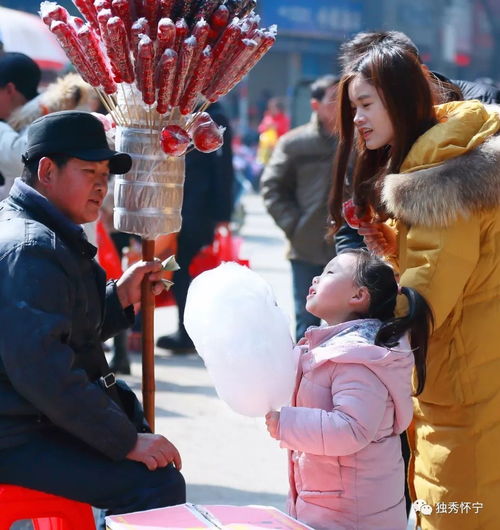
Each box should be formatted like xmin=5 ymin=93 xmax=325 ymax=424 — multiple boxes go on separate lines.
xmin=358 ymin=221 xmax=397 ymax=256
xmin=126 ymin=433 xmax=182 ymax=471
xmin=265 ymin=411 xmax=281 ymax=440
xmin=116 ymin=260 xmax=164 ymax=308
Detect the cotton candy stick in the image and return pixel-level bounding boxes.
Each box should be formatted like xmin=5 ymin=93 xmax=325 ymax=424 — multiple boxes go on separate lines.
xmin=72 ymin=0 xmax=100 ymax=34
xmin=78 ymin=23 xmax=117 ymax=93
xmin=155 ymin=48 xmax=177 ymax=114
xmin=50 ymin=20 xmax=100 ymax=86
xmin=170 ymin=35 xmax=196 ymax=107
xmin=106 ymin=16 xmax=135 ymax=84
xmin=137 ymin=35 xmax=155 ymax=104
xmin=179 ymin=45 xmax=211 ymax=115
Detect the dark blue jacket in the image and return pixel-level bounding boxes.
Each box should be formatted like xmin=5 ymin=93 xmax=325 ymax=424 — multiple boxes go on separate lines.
xmin=0 ymin=179 xmax=137 ymax=460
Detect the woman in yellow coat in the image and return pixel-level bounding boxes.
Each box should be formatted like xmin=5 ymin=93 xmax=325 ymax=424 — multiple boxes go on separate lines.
xmin=329 ymin=41 xmax=500 ymax=530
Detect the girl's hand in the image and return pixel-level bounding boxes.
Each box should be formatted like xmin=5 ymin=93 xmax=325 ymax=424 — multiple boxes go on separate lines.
xmin=358 ymin=222 xmax=397 ymax=256
xmin=265 ymin=411 xmax=280 ymax=440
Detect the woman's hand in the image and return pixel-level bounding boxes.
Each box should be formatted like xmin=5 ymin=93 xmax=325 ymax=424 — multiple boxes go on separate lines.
xmin=265 ymin=411 xmax=281 ymax=440
xmin=126 ymin=433 xmax=182 ymax=471
xmin=358 ymin=222 xmax=397 ymax=256
xmin=116 ymin=260 xmax=165 ymax=308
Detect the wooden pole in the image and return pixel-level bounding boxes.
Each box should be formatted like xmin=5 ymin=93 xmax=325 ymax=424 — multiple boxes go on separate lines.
xmin=141 ymin=239 xmax=156 ymax=431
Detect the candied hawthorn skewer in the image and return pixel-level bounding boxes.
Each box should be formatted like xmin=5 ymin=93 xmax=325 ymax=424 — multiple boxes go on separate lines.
xmin=159 ymin=0 xmax=176 ymax=19
xmin=218 ymin=29 xmax=275 ymax=97
xmin=94 ymin=0 xmax=111 ymax=11
xmin=193 ymin=0 xmax=220 ymax=22
xmin=72 ymin=0 xmax=100 ymax=34
xmin=105 ymin=16 xmax=135 ymax=84
xmin=185 ymin=18 xmax=209 ymax=83
xmin=111 ymin=0 xmax=133 ymax=40
xmin=50 ymin=20 xmax=100 ymax=87
xmin=78 ymin=24 xmax=117 ymax=93
xmin=174 ymin=18 xmax=189 ymax=54
xmin=179 ymin=45 xmax=212 ymax=115
xmin=156 ymin=17 xmax=176 ymax=64
xmin=155 ymin=48 xmax=177 ymax=114
xmin=170 ymin=35 xmax=196 ymax=108
xmin=40 ymin=2 xmax=69 ymax=25
xmin=143 ymin=0 xmax=160 ymax=38
xmin=137 ymin=34 xmax=156 ymax=105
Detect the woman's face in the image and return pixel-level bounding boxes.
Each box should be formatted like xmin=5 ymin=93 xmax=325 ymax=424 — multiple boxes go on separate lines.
xmin=349 ymin=74 xmax=395 ymax=150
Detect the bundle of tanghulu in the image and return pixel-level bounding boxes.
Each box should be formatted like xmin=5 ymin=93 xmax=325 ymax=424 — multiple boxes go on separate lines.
xmin=40 ymin=0 xmax=277 ymax=429
xmin=40 ymin=0 xmax=276 ymax=239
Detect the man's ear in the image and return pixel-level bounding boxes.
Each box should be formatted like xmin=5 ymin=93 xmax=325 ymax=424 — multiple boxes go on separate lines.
xmin=37 ymin=157 xmax=56 ymax=188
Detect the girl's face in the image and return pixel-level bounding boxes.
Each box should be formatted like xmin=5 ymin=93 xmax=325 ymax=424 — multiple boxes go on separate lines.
xmin=348 ymin=74 xmax=395 ymax=150
xmin=306 ymin=253 xmax=370 ymax=326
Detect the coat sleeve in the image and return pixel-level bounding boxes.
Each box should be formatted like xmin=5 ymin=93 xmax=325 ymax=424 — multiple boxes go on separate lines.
xmin=100 ymin=280 xmax=135 ymax=341
xmin=0 ymin=241 xmax=138 ymax=460
xmin=0 ymin=122 xmax=26 ymax=200
xmin=260 ymin=137 xmax=300 ymax=238
xmin=278 ymin=364 xmax=388 ymax=456
xmin=397 ymin=216 xmax=480 ymax=329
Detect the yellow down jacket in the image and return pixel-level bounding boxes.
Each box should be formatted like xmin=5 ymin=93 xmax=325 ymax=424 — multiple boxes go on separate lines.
xmin=382 ymin=100 xmax=500 ymax=530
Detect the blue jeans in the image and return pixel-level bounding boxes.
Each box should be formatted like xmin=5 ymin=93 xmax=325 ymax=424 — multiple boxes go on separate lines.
xmin=0 ymin=429 xmax=186 ymax=525
xmin=290 ymin=259 xmax=325 ymax=342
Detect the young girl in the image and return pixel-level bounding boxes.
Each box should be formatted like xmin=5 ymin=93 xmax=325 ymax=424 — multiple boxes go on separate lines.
xmin=329 ymin=40 xmax=500 ymax=530
xmin=266 ymin=249 xmax=430 ymax=530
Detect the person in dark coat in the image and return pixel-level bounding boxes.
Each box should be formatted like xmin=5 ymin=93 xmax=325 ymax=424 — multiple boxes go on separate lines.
xmin=156 ymin=101 xmax=235 ymax=352
xmin=0 ymin=111 xmax=185 ymax=520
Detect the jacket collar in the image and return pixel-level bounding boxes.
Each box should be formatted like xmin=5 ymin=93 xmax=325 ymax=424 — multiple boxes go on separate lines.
xmin=382 ymin=103 xmax=500 ymax=227
xmin=8 ymin=178 xmax=97 ymax=258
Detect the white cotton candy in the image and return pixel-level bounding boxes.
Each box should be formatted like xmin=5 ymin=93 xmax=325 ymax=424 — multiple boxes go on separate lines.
xmin=184 ymin=263 xmax=297 ymax=417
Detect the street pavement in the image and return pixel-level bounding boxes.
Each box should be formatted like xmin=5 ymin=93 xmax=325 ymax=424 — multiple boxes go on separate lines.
xmin=122 ymin=189 xmax=293 ymax=510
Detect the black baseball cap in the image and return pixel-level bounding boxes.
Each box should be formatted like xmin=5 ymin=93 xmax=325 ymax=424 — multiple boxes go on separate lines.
xmin=23 ymin=111 xmax=132 ymax=174
xmin=0 ymin=52 xmax=41 ymax=101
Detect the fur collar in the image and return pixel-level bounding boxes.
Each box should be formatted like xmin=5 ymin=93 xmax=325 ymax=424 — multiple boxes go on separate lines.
xmin=382 ymin=134 xmax=500 ymax=227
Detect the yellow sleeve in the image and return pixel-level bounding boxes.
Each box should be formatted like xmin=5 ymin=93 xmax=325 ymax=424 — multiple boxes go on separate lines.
xmin=396 ymin=216 xmax=480 ymax=329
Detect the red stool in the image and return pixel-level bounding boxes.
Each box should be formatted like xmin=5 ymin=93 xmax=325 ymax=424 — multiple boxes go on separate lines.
xmin=0 ymin=485 xmax=95 ymax=530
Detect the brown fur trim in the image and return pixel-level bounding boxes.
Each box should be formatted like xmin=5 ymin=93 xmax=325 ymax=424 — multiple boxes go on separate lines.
xmin=382 ymin=135 xmax=500 ymax=227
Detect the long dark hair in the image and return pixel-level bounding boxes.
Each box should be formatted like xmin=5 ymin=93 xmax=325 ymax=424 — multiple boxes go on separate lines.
xmin=347 ymin=249 xmax=432 ymax=395
xmin=328 ymin=43 xmax=438 ymax=230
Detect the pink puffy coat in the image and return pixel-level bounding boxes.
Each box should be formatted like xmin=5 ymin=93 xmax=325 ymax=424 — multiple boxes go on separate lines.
xmin=279 ymin=319 xmax=414 ymax=530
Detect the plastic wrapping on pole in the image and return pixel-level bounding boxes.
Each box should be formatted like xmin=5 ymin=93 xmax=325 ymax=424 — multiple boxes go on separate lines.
xmin=114 ymin=126 xmax=186 ymax=429
xmin=114 ymin=126 xmax=186 ymax=240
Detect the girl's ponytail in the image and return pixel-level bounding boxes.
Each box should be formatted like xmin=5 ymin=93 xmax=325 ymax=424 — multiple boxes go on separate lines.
xmin=375 ymin=286 xmax=433 ymax=395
